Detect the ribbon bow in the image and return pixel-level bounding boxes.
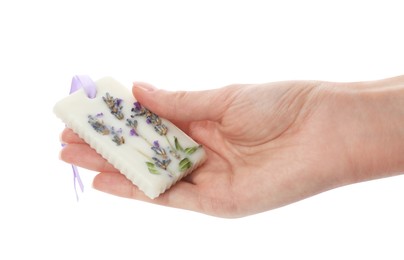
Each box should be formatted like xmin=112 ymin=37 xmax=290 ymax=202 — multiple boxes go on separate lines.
xmin=67 ymin=75 xmax=97 ymax=200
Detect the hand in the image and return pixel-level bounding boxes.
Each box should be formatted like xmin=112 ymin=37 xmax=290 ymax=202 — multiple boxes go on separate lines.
xmin=60 ymin=76 xmax=404 ymax=217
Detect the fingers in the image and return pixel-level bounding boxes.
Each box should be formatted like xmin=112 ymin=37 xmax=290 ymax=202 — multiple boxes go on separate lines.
xmin=93 ymin=172 xmax=205 ymax=213
xmin=60 ymin=128 xmax=85 ymax=144
xmin=60 ymin=139 xmax=208 ymax=214
xmin=59 ymin=127 xmax=203 ymax=213
xmin=93 ymin=172 xmax=156 ymax=202
xmin=132 ymin=82 xmax=236 ymax=122
xmin=60 ymin=143 xmax=118 ymax=173
xmin=60 ymin=128 xmax=117 ymax=172
xmin=93 ymin=171 xmax=241 ymax=218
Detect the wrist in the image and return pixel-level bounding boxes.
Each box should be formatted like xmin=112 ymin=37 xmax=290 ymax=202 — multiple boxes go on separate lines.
xmin=338 ymin=80 xmax=404 ymax=183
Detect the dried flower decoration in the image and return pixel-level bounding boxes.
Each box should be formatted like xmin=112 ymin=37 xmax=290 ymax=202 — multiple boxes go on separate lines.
xmin=88 ymin=114 xmax=125 ymax=145
xmin=147 ymin=113 xmax=162 ymax=126
xmin=154 ymin=124 xmax=168 ymax=136
xmin=151 ymin=141 xmax=168 ymax=159
xmin=88 ymin=98 xmax=201 ymax=175
xmin=131 ymin=101 xmax=146 ymax=116
xmin=149 ymin=140 xmax=171 ymax=171
xmin=88 ymin=114 xmax=110 ymax=135
xmin=131 ymin=102 xmax=168 ymax=136
xmin=126 ymin=118 xmax=139 ymax=136
xmin=111 ymin=127 xmax=125 ymax=145
xmin=103 ymin=92 xmax=124 ymax=120
xmin=152 ymin=157 xmax=171 ymax=170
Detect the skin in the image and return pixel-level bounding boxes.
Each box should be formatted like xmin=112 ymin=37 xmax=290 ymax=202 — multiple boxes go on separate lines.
xmin=60 ymin=75 xmax=404 ymax=218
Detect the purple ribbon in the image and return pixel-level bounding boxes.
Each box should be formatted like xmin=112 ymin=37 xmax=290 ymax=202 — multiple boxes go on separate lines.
xmin=68 ymin=75 xmax=97 ymax=200
xmin=70 ymin=75 xmax=97 ymax=98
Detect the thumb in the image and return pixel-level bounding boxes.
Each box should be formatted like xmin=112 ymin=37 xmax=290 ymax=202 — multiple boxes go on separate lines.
xmin=132 ymin=82 xmax=230 ymax=122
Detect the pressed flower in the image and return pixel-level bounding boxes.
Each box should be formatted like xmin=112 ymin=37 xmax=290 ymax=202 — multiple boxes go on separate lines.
xmin=153 ymin=157 xmax=171 ymax=170
xmin=147 ymin=113 xmax=162 ymax=126
xmin=154 ymin=124 xmax=168 ymax=136
xmin=88 ymin=114 xmax=110 ymax=135
xmin=152 ymin=146 xmax=167 ymax=159
xmin=134 ymin=101 xmax=142 ymax=111
xmin=103 ymin=92 xmax=124 ymax=120
xmin=130 ymin=101 xmax=168 ymax=136
xmin=126 ymin=118 xmax=139 ymax=136
xmin=111 ymin=127 xmax=125 ymax=145
xmin=129 ymin=128 xmax=138 ymax=136
xmin=131 ymin=101 xmax=146 ymax=116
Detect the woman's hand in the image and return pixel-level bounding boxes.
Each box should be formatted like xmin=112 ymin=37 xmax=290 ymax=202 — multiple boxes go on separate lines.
xmin=60 ymin=76 xmax=404 ymax=218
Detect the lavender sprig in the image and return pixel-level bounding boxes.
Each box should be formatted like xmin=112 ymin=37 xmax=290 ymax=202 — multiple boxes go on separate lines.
xmin=103 ymin=92 xmax=124 ymax=120
xmin=88 ymin=114 xmax=110 ymax=135
xmin=131 ymin=101 xmax=168 ymax=136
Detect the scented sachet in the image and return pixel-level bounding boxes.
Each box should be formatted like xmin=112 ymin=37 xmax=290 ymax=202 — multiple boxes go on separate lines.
xmin=54 ymin=77 xmax=206 ymax=199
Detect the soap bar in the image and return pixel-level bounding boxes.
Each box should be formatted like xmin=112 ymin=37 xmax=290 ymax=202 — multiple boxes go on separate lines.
xmin=54 ymin=77 xmax=206 ymax=199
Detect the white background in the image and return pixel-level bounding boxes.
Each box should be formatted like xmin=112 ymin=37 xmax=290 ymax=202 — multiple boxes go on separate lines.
xmin=1 ymin=0 xmax=404 ymax=259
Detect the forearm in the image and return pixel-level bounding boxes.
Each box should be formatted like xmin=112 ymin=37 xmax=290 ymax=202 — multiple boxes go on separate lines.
xmin=337 ymin=77 xmax=404 ymax=183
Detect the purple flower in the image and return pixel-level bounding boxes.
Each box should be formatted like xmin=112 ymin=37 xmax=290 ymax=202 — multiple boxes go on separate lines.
xmin=151 ymin=140 xmax=168 ymax=159
xmin=130 ymin=128 xmax=138 ymax=136
xmin=88 ymin=114 xmax=110 ymax=135
xmin=103 ymin=93 xmax=124 ymax=120
xmin=154 ymin=124 xmax=168 ymax=136
xmin=131 ymin=102 xmax=147 ymax=117
xmin=152 ymin=157 xmax=171 ymax=170
xmin=126 ymin=119 xmax=139 ymax=136
xmin=134 ymin=102 xmax=142 ymax=111
xmin=130 ymin=101 xmax=168 ymax=135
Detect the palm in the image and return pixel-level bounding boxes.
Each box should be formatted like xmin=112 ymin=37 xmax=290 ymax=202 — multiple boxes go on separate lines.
xmin=184 ymin=82 xmax=327 ymax=216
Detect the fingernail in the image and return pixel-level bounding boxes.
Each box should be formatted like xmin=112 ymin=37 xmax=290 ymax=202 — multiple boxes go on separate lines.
xmin=133 ymin=81 xmax=156 ymax=92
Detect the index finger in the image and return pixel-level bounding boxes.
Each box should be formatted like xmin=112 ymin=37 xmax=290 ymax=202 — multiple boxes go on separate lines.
xmin=60 ymin=128 xmax=85 ymax=144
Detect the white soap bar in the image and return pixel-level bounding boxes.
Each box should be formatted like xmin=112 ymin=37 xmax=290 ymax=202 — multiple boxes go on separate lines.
xmin=54 ymin=77 xmax=206 ymax=199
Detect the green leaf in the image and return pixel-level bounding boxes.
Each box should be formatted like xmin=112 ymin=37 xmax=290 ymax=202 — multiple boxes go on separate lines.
xmin=184 ymin=146 xmax=200 ymax=155
xmin=146 ymin=162 xmax=159 ymax=174
xmin=179 ymin=158 xmax=192 ymax=172
xmin=174 ymin=137 xmax=184 ymax=151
